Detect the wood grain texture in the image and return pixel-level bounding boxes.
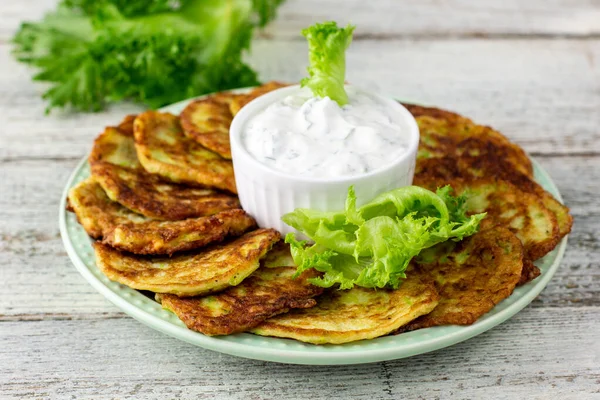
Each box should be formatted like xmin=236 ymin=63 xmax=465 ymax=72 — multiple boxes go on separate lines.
xmin=2 ymin=38 xmax=598 ymax=159
xmin=265 ymin=0 xmax=600 ymax=39
xmin=2 ymin=0 xmax=600 ymax=41
xmin=0 ymin=309 xmax=598 ymax=399
xmin=1 ymin=0 xmax=599 ymax=398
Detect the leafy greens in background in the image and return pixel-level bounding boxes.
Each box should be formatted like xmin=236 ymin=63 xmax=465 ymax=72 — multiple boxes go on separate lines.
xmin=284 ymin=186 xmax=486 ymax=290
xmin=12 ymin=0 xmax=284 ymax=112
xmin=301 ymin=21 xmax=355 ymax=106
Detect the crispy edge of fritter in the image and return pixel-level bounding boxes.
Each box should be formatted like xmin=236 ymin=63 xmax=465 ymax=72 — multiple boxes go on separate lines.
xmin=402 ymin=103 xmax=466 ymax=121
xmin=415 ymin=153 xmax=572 ymax=246
xmin=251 ymin=275 xmax=439 ymax=344
xmin=89 ymin=115 xmax=240 ymax=220
xmin=229 ymin=81 xmax=289 ymax=116
xmin=519 ymin=259 xmax=541 ymax=286
xmin=67 ymin=177 xmax=256 ymax=255
xmin=66 ymin=178 xmax=106 ymax=239
xmin=117 ymin=114 xmax=137 ymax=136
xmin=93 ymin=228 xmax=281 ymax=296
xmin=133 ymin=111 xmax=237 ymax=193
xmin=414 ymin=171 xmax=561 ymax=263
xmin=88 ymin=114 xmax=138 ymax=165
xmin=446 ymin=148 xmax=572 ymax=238
xmin=156 ymin=266 xmax=324 ymax=336
xmin=89 ymin=127 xmax=138 ymax=168
xmin=457 ymin=134 xmax=533 ymax=178
xmin=403 ymin=102 xmax=534 ymax=178
xmin=180 ymin=94 xmax=236 ymax=159
xmin=398 ymin=227 xmax=524 ymax=331
xmin=92 ymin=162 xmax=240 ymax=221
xmin=105 ymin=209 xmax=257 ymax=255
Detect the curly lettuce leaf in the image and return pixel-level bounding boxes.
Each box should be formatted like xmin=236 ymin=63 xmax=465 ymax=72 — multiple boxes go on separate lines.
xmin=12 ymin=0 xmax=284 ymax=112
xmin=284 ymin=185 xmax=486 ymax=289
xmin=300 ymin=21 xmax=355 ymax=106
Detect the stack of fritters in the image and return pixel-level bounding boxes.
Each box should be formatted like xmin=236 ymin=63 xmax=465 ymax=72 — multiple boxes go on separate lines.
xmin=68 ymin=84 xmax=324 ymax=335
xmin=68 ymin=84 xmax=572 ymax=344
xmin=405 ymin=103 xmax=572 ymax=283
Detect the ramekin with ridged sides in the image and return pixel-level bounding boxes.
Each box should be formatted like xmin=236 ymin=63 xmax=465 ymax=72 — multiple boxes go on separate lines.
xmin=229 ymin=85 xmax=420 ymax=236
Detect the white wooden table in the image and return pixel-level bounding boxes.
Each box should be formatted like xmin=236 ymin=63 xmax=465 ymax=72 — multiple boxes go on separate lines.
xmin=1 ymin=1 xmax=599 ymax=398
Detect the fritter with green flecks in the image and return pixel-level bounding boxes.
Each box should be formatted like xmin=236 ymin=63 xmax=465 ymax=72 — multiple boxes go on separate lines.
xmin=229 ymin=81 xmax=289 ymax=116
xmin=398 ymin=227 xmax=523 ymax=331
xmin=94 ymin=229 xmax=280 ymax=296
xmin=404 ymin=103 xmax=534 ymax=178
xmin=180 ymin=93 xmax=239 ymax=159
xmin=67 ymin=178 xmax=255 ymax=255
xmin=251 ymin=273 xmax=439 ymax=344
xmin=415 ymin=152 xmax=572 ymax=239
xmin=90 ymin=115 xmax=239 ymax=220
xmin=414 ymin=175 xmax=560 ymax=262
xmin=134 ymin=111 xmax=237 ymax=193
xmin=157 ymin=251 xmax=323 ymax=336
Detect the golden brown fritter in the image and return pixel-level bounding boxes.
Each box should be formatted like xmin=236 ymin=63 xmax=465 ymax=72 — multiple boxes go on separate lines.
xmin=403 ymin=103 xmax=534 ymax=178
xmin=134 ymin=111 xmax=237 ymax=193
xmin=399 ymin=227 xmax=523 ymax=330
xmin=415 ymin=175 xmax=560 ymax=262
xmin=251 ymin=273 xmax=439 ymax=344
xmin=157 ymin=266 xmax=324 ymax=336
xmin=229 ymin=81 xmax=289 ymax=116
xmin=180 ymin=93 xmax=238 ymax=159
xmin=90 ymin=117 xmax=239 ymax=220
xmin=94 ymin=228 xmax=280 ymax=296
xmin=67 ymin=178 xmax=255 ymax=255
xmin=415 ymin=149 xmax=572 ymax=239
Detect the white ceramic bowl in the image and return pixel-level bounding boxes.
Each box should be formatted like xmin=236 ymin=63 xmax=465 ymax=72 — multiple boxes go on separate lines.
xmin=229 ymin=85 xmax=420 ymax=236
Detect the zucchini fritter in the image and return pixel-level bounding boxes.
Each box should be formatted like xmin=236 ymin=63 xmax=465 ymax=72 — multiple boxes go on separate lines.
xmin=67 ymin=178 xmax=255 ymax=255
xmin=180 ymin=93 xmax=237 ymax=159
xmin=404 ymin=103 xmax=534 ymax=178
xmin=414 ymin=175 xmax=560 ymax=262
xmin=134 ymin=111 xmax=237 ymax=193
xmin=415 ymin=151 xmax=572 ymax=239
xmin=400 ymin=227 xmax=523 ymax=331
xmin=251 ymin=274 xmax=439 ymax=344
xmin=90 ymin=116 xmax=239 ymax=220
xmin=94 ymin=229 xmax=280 ymax=296
xmin=229 ymin=81 xmax=289 ymax=116
xmin=157 ymin=265 xmax=323 ymax=336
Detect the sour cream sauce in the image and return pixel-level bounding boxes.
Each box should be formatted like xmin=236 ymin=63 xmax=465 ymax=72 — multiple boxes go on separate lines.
xmin=242 ymin=87 xmax=409 ymax=178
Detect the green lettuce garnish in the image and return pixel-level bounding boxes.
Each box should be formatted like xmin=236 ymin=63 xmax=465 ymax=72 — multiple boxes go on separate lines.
xmin=283 ymin=186 xmax=486 ymax=289
xmin=11 ymin=0 xmax=285 ymax=112
xmin=300 ymin=21 xmax=355 ymax=106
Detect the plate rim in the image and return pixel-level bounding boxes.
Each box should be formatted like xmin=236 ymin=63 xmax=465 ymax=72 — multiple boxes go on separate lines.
xmin=58 ymin=95 xmax=568 ymax=365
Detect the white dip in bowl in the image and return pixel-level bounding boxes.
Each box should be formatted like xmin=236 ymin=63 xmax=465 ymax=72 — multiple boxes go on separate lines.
xmin=230 ymin=84 xmax=420 ymax=236
xmin=242 ymin=86 xmax=411 ymax=179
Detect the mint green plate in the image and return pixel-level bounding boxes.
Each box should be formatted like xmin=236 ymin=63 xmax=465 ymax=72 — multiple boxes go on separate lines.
xmin=59 ymin=97 xmax=568 ymax=365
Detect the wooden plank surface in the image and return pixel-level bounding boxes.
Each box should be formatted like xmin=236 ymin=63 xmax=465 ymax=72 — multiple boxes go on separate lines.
xmin=1 ymin=308 xmax=599 ymax=400
xmin=1 ymin=0 xmax=599 ymax=398
xmin=2 ymin=39 xmax=599 ymax=159
xmin=2 ymin=0 xmax=600 ymax=41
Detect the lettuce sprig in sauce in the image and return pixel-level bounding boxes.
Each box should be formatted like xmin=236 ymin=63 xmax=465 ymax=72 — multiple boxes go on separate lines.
xmin=301 ymin=21 xmax=355 ymax=106
xmin=283 ymin=186 xmax=486 ymax=290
